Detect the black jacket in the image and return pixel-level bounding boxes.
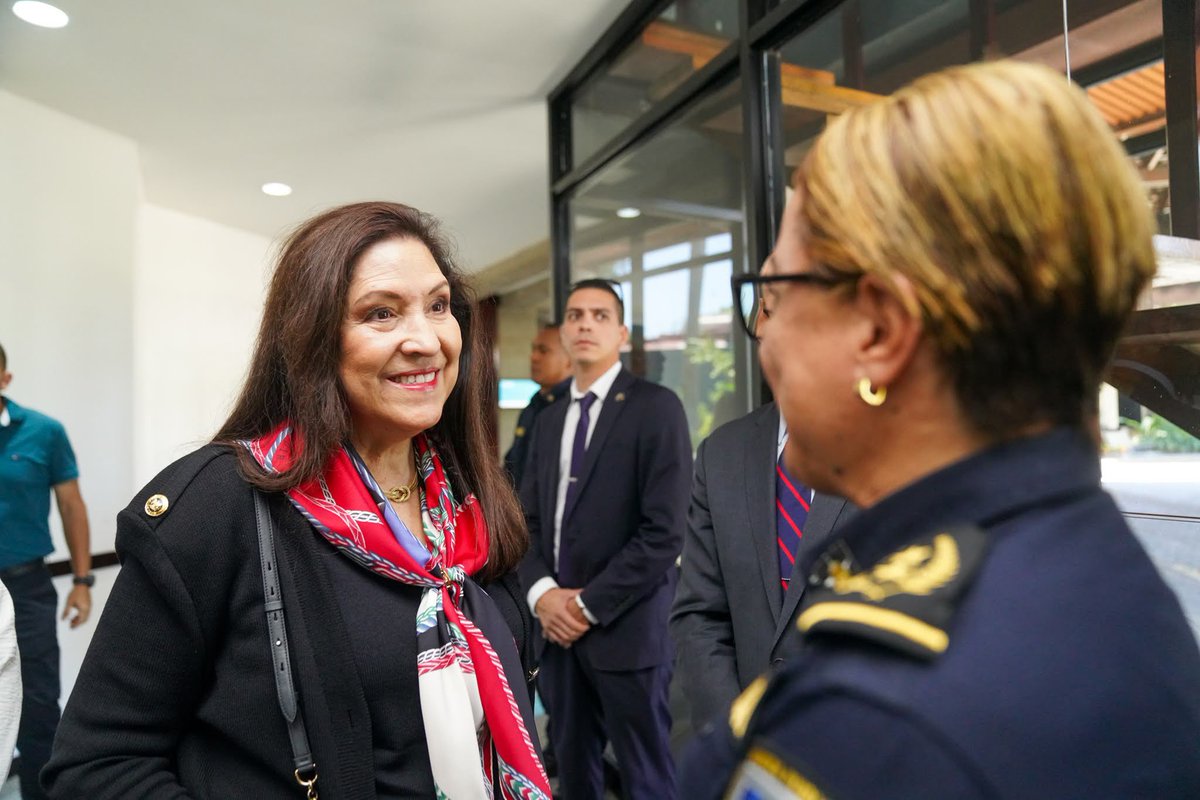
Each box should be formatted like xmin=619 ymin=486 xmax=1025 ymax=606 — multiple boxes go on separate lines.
xmin=518 ymin=368 xmax=692 ymax=670
xmin=44 ymin=445 xmax=534 ymax=799
xmin=670 ymin=403 xmax=853 ymax=729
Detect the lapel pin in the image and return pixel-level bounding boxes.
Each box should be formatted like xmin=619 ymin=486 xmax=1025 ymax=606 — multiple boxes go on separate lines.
xmin=615 ymin=392 xmax=626 ymax=402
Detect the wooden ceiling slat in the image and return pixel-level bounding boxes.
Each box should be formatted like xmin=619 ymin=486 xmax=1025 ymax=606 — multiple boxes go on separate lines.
xmin=1085 ymin=60 xmax=1166 ymax=132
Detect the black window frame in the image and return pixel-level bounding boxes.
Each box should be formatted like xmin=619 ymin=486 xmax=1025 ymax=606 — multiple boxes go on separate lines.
xmin=550 ymin=0 xmax=1200 ymax=415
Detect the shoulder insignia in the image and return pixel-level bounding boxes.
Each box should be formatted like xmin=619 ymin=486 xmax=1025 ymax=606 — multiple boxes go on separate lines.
xmin=726 ymin=745 xmax=829 ymax=800
xmin=797 ymin=524 xmax=989 ymax=660
xmin=144 ymin=494 xmax=170 ymax=517
xmin=133 ymin=444 xmax=230 ymax=524
xmin=728 ymin=675 xmax=769 ymax=739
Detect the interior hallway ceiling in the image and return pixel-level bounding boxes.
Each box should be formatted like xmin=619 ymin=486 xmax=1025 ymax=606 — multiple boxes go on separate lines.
xmin=0 ymin=0 xmax=630 ymax=270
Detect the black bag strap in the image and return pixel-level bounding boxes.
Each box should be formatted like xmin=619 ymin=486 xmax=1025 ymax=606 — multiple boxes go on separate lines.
xmin=253 ymin=490 xmax=320 ymax=800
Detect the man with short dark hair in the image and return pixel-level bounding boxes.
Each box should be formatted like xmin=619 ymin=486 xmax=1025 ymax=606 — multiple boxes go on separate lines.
xmin=503 ymin=323 xmax=571 ymax=489
xmin=0 ymin=342 xmax=93 ymax=800
xmin=519 ymin=280 xmax=692 ymax=800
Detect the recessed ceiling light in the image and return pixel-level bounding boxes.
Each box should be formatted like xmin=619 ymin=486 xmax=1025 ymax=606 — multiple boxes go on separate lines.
xmin=261 ymin=182 xmax=292 ymax=197
xmin=12 ymin=1 xmax=69 ymax=28
xmin=616 ymin=207 xmax=641 ymax=219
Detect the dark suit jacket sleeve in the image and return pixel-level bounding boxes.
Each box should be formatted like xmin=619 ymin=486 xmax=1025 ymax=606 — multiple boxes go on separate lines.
xmin=517 ymin=415 xmax=553 ymax=592
xmin=670 ymin=433 xmax=741 ymax=728
xmin=580 ymin=388 xmax=692 ymax=626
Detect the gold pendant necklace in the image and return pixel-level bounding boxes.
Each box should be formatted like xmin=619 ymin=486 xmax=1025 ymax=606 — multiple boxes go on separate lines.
xmin=385 ymin=473 xmax=418 ymax=503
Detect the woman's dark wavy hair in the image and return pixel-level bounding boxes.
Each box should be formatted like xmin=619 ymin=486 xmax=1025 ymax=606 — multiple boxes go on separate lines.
xmin=214 ymin=201 xmax=525 ymax=580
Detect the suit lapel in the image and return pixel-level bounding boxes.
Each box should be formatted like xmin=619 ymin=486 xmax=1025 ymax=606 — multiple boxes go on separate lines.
xmin=562 ymin=369 xmax=634 ymax=523
xmin=749 ymin=405 xmax=783 ymax=623
xmin=772 ymin=494 xmax=850 ymax=647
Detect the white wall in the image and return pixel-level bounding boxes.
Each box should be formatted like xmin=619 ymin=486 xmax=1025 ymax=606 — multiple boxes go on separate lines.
xmin=0 ymin=89 xmax=139 ymax=560
xmin=0 ymin=88 xmax=140 ymax=699
xmin=1 ymin=89 xmax=273 ymax=699
xmin=134 ymin=204 xmax=271 ymax=484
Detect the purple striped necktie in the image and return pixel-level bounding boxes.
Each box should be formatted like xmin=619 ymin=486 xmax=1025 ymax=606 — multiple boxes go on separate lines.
xmin=775 ymin=454 xmax=810 ymax=595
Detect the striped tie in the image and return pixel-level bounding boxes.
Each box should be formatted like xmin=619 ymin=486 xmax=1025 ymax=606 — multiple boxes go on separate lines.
xmin=775 ymin=455 xmax=810 ymax=595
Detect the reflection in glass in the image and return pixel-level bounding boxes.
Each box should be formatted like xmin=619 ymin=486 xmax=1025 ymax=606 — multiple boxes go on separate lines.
xmin=773 ymin=0 xmax=971 ymax=174
xmin=644 ymin=270 xmax=691 ymax=339
xmin=570 ymin=0 xmax=739 ymax=169
xmin=569 ymin=80 xmax=746 ymax=445
xmin=1109 ymin=236 xmax=1200 ymax=442
xmin=1007 ymin=1 xmax=1167 ymax=233
xmin=704 ymin=232 xmax=732 ymax=255
xmin=1101 ymin=234 xmax=1200 ymax=636
xmin=644 ymin=242 xmax=693 ymax=270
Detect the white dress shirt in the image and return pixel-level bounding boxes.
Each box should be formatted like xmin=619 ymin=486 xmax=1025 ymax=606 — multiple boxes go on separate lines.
xmin=526 ymin=359 xmax=623 ymax=620
xmin=776 ymin=418 xmax=813 ymax=504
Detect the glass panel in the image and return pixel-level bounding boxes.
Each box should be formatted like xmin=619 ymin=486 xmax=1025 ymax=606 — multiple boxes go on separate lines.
xmin=569 ymin=80 xmax=746 ymax=445
xmin=704 ymin=232 xmax=732 ymax=255
xmin=1006 ymin=1 xmax=1167 ymax=234
xmin=1109 ymin=235 xmax=1200 ymax=442
xmin=773 ymin=0 xmax=972 ymax=175
xmin=1127 ymin=141 xmax=1171 ymax=236
xmin=571 ymin=0 xmax=739 ymax=169
xmin=1104 ymin=238 xmax=1200 ymax=638
xmin=774 ymin=1 xmax=1166 ymax=225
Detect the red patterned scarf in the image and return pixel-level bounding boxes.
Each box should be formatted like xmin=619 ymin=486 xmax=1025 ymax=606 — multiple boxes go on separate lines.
xmin=245 ymin=423 xmax=550 ymax=800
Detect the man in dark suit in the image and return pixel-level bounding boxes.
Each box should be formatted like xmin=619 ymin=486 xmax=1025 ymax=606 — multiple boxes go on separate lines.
xmin=670 ymin=402 xmax=852 ymax=729
xmin=519 ymin=279 xmax=692 ymax=800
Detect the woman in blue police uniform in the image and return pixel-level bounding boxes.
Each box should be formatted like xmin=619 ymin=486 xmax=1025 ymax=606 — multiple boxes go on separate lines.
xmin=684 ymin=60 xmax=1200 ymax=799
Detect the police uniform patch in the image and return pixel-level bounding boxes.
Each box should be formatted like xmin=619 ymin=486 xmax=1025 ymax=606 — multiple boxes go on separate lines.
xmin=725 ymin=746 xmax=829 ymax=800
xmin=797 ymin=524 xmax=989 ymax=659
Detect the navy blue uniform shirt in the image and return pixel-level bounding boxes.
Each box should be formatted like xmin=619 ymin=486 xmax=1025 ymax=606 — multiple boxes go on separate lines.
xmin=503 ymin=378 xmax=570 ymax=489
xmin=682 ymin=428 xmax=1200 ymax=799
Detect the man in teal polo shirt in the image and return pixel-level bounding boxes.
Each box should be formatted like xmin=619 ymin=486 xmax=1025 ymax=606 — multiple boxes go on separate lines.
xmin=0 ymin=342 xmax=92 ymax=800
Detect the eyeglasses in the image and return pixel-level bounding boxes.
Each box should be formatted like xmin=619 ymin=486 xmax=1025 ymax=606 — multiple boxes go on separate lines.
xmin=730 ymin=272 xmax=856 ymax=340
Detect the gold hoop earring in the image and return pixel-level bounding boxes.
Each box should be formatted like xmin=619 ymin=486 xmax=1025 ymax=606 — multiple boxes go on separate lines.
xmin=857 ymin=377 xmax=887 ymax=407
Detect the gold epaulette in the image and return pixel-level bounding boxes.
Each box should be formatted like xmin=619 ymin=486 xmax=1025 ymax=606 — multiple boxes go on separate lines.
xmin=796 ymin=524 xmax=989 ymax=660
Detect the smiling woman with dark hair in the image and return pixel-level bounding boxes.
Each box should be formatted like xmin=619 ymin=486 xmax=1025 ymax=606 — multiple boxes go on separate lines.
xmin=44 ymin=202 xmax=550 ymax=800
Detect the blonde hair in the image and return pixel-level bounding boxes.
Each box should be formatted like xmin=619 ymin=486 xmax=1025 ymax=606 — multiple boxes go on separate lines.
xmin=797 ymin=59 xmax=1157 ymax=436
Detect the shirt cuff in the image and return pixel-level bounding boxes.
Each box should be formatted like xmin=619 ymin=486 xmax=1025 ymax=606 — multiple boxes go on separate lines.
xmin=574 ymin=593 xmax=599 ymax=624
xmin=526 ymin=576 xmax=559 ymax=614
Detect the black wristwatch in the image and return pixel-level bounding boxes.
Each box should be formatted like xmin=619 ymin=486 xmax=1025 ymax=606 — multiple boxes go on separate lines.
xmin=72 ymin=574 xmax=95 ymax=587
